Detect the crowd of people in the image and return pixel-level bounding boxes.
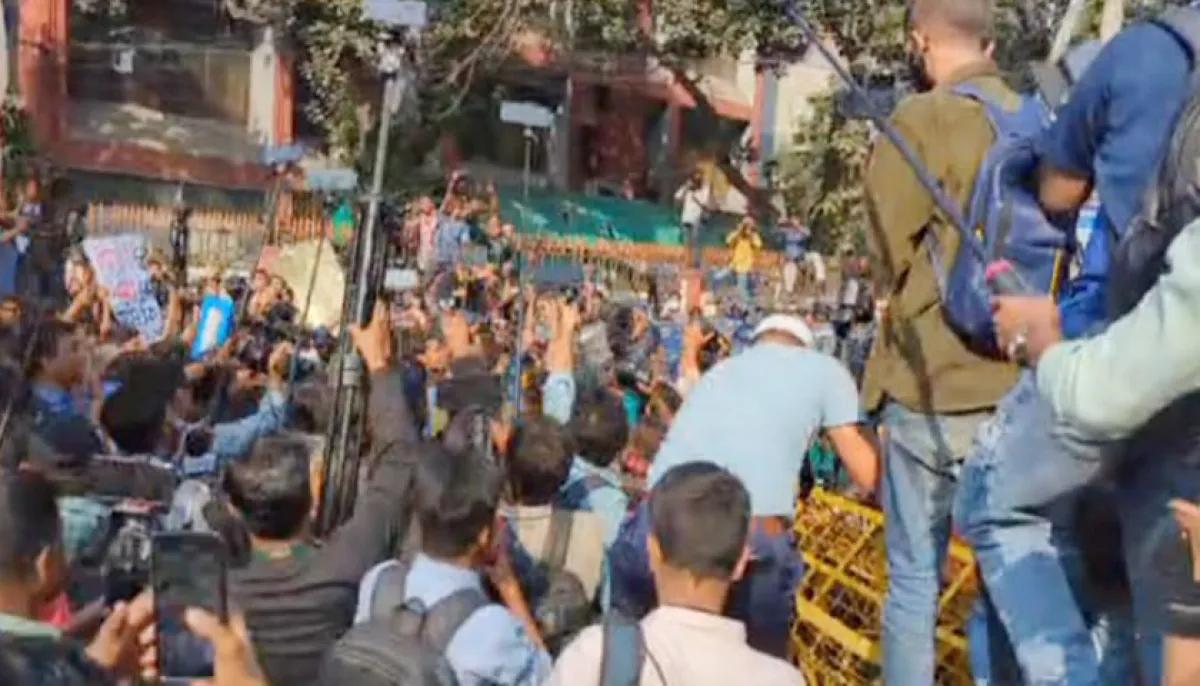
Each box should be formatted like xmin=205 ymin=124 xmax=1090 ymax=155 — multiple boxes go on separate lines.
xmin=3 ymin=0 xmax=1200 ymax=685
xmin=0 ymin=152 xmax=880 ymax=686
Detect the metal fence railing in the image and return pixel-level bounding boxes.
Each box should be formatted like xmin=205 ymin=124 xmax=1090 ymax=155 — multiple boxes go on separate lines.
xmin=81 ymin=201 xmax=784 ymax=275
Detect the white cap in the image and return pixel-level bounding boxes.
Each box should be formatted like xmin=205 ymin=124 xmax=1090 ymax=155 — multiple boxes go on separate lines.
xmin=753 ymin=314 xmax=815 ymax=347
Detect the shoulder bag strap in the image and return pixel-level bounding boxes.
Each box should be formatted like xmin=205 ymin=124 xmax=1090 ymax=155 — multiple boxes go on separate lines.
xmin=419 ymin=587 xmax=491 ymax=653
xmin=600 ymin=612 xmax=647 ymax=686
xmin=359 ymin=560 xmax=409 ymax=623
xmin=543 ymin=507 xmax=575 ymax=573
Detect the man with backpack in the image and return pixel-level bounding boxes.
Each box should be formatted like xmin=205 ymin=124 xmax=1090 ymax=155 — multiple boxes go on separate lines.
xmin=548 ymin=462 xmax=804 ymax=686
xmin=540 ymin=300 xmax=632 ymax=553
xmin=861 ymin=1 xmax=1022 ymax=683
xmin=350 ymin=445 xmax=552 ymax=686
xmin=502 ymin=416 xmax=607 ymax=654
xmin=980 ymin=7 xmax=1200 ymax=684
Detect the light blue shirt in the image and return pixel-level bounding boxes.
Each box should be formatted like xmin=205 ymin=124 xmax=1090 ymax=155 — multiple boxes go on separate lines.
xmin=435 ymin=214 xmax=471 ymax=267
xmin=355 ymin=554 xmax=551 ymax=686
xmin=649 ymin=342 xmax=861 ymax=516
xmin=559 ymin=458 xmax=628 ymax=549
xmin=541 ymin=371 xmax=629 ymax=544
xmin=541 ymin=371 xmax=626 ymax=609
xmin=210 ymin=388 xmax=288 ymax=462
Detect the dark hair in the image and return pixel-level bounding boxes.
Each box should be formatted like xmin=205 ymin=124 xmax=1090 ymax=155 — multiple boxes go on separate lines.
xmin=0 ymin=470 xmax=61 ymax=580
xmin=648 ymin=463 xmax=750 ymax=579
xmin=568 ymin=388 xmax=629 ymax=468
xmin=415 ymin=445 xmax=501 ymax=560
xmin=224 ymin=434 xmax=314 ymax=540
xmin=202 ymin=498 xmax=253 ymax=568
xmin=507 ymin=416 xmax=573 ymax=505
xmin=25 ymin=319 xmax=73 ymax=380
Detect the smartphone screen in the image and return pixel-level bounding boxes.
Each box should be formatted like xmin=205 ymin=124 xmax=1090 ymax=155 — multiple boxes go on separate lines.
xmin=152 ymin=532 xmax=228 ymax=682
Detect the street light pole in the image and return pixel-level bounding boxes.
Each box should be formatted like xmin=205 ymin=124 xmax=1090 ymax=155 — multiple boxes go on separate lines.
xmin=522 ymin=127 xmax=535 ymax=200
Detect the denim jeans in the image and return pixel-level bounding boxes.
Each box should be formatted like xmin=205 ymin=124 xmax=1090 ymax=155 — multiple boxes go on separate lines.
xmin=955 ymin=373 xmax=1134 ymax=685
xmin=609 ymin=500 xmax=804 ymax=659
xmin=1110 ymin=394 xmax=1200 ymax=686
xmin=880 ymin=401 xmax=989 ymax=686
xmin=735 ymin=271 xmax=752 ymax=302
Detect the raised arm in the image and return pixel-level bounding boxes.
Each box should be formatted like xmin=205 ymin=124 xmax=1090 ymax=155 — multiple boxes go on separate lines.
xmin=316 ymin=303 xmax=420 ymax=582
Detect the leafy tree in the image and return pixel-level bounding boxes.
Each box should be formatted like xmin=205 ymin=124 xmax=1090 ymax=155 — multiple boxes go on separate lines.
xmin=246 ymin=0 xmax=802 ymax=188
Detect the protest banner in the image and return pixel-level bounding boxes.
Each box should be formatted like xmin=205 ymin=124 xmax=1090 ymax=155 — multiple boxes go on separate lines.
xmin=270 ymin=239 xmax=346 ymax=330
xmin=82 ymin=233 xmax=165 ymax=341
xmin=192 ymin=294 xmax=236 ymax=359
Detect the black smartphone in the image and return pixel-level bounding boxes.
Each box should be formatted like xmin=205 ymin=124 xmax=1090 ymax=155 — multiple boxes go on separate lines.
xmin=152 ymin=532 xmax=229 ymax=683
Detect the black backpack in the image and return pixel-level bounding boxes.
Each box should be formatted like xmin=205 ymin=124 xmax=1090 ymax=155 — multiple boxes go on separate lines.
xmin=357 ymin=560 xmax=489 ymax=685
xmin=1109 ymin=6 xmax=1200 ymax=317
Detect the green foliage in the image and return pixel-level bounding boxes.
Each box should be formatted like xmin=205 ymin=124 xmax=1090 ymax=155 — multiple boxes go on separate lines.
xmin=264 ymin=0 xmax=800 ymax=188
xmin=777 ymin=94 xmax=870 ymax=254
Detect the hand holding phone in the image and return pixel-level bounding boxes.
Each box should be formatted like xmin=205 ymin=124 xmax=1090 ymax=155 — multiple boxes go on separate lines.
xmin=183 ymin=609 xmax=268 ymax=686
xmin=152 ymin=532 xmax=229 ymax=683
xmin=83 ymin=590 xmax=157 ymax=682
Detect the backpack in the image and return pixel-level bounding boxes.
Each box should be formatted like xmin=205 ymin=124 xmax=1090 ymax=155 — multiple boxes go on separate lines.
xmin=355 ymin=560 xmax=489 ymax=682
xmin=922 ymin=82 xmax=1074 ymax=358
xmin=530 ymin=508 xmax=596 ymax=656
xmin=1109 ymin=7 xmax=1200 ymax=317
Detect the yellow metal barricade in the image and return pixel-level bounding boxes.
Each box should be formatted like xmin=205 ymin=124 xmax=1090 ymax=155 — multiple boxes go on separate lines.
xmin=792 ymin=489 xmax=976 ymax=685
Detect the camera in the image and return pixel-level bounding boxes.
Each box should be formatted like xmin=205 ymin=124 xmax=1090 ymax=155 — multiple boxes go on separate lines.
xmin=99 ymin=505 xmax=161 ymax=604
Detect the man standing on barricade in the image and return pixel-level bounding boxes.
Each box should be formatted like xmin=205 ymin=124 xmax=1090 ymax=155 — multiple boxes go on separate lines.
xmin=981 ymin=5 xmax=1200 ymax=683
xmin=861 ymin=1 xmax=1018 ymax=684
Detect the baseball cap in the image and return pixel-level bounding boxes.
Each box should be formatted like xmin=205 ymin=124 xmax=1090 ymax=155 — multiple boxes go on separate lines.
xmin=753 ymin=314 xmax=815 ymax=347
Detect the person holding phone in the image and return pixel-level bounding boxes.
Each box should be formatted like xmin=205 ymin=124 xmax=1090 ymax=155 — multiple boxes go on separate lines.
xmin=0 ymin=470 xmax=157 ymax=683
xmin=725 ymin=216 xmax=762 ymax=303
xmin=223 ymin=302 xmax=424 ymax=686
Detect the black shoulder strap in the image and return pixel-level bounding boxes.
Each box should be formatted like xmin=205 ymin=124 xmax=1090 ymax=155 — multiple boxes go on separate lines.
xmin=543 ymin=507 xmax=574 ymax=573
xmin=418 ymin=587 xmax=490 ymax=653
xmin=1156 ymin=6 xmax=1200 ymax=68
xmin=600 ymin=612 xmax=646 ymax=686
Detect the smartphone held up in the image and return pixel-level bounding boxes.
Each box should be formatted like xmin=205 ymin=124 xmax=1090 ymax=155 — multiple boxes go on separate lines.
xmin=151 ymin=532 xmax=229 ymax=684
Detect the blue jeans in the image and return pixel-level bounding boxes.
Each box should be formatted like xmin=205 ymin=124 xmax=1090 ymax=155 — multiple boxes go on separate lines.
xmin=955 ymin=373 xmax=1135 ymax=685
xmin=734 ymin=271 xmax=752 ymax=302
xmin=1110 ymin=396 xmax=1200 ymax=686
xmin=609 ymin=500 xmax=803 ymax=658
xmin=879 ymin=401 xmax=989 ymax=686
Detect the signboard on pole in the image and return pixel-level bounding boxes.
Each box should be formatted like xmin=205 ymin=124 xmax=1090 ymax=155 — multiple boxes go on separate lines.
xmin=500 ymin=101 xmax=554 ymax=129
xmin=82 ymin=233 xmax=165 ymax=342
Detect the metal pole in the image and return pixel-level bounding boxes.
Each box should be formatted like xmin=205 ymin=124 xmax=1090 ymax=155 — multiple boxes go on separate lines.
xmin=322 ymin=57 xmax=405 ymax=533
xmin=523 ymin=127 xmax=533 ymax=200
